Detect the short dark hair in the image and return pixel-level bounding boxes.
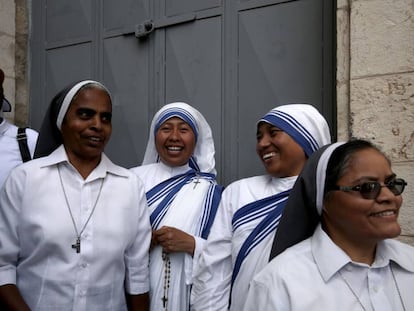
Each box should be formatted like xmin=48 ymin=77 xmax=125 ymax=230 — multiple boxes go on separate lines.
xmin=324 ymin=139 xmax=388 ymax=196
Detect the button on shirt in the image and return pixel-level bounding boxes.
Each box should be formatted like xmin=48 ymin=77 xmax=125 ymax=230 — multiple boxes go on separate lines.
xmin=0 ymin=145 xmax=151 ymax=311
xmin=244 ymin=224 xmax=414 ymax=311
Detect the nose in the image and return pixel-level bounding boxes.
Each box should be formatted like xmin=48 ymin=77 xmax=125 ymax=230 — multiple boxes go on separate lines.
xmin=168 ymin=127 xmax=180 ymax=140
xmin=375 ymin=184 xmax=397 ymax=202
xmin=90 ymin=115 xmax=103 ymax=131
xmin=257 ymin=133 xmax=271 ymax=149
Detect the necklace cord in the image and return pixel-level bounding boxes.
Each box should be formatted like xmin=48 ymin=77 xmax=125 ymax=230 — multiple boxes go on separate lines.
xmin=58 ymin=164 xmax=104 ymax=244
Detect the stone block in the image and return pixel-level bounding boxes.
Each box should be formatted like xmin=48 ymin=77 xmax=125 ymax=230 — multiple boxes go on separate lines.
xmin=336 ymin=82 xmax=350 ymax=141
xmin=351 ymin=0 xmax=414 ymax=78
xmin=393 ymin=163 xmax=414 ymax=237
xmin=0 ymin=34 xmax=15 ymax=76
xmin=0 ymin=0 xmax=15 ymax=36
xmin=350 ymin=73 xmax=414 ymax=162
xmin=337 ymin=7 xmax=350 ymax=84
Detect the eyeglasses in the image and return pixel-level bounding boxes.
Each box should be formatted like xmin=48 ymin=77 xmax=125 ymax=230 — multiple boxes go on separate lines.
xmin=332 ymin=178 xmax=407 ymax=200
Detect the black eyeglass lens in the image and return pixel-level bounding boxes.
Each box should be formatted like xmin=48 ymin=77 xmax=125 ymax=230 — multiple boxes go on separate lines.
xmin=360 ymin=182 xmax=380 ymax=199
xmin=388 ymin=179 xmax=405 ymax=195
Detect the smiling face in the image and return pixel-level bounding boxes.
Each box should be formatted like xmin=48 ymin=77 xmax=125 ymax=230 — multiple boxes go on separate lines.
xmin=60 ymin=87 xmax=112 ymax=167
xmin=155 ymin=117 xmax=196 ymax=167
xmin=323 ymin=148 xmax=402 ymax=249
xmin=256 ymin=122 xmax=307 ymax=178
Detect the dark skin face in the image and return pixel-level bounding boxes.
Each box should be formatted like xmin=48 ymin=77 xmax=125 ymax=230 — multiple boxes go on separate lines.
xmin=256 ymin=122 xmax=307 ymax=177
xmin=322 ymin=148 xmax=402 ymax=264
xmin=60 ymin=87 xmax=112 ymax=178
xmin=155 ymin=117 xmax=196 ymax=167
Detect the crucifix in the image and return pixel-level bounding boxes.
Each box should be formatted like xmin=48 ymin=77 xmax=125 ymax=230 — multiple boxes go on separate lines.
xmin=72 ymin=237 xmax=81 ymax=253
xmin=162 ymin=296 xmax=168 ymax=308
xmin=193 ymin=175 xmax=201 ymax=189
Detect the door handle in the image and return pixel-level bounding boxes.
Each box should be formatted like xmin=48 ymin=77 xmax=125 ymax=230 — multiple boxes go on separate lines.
xmin=134 ymin=13 xmax=196 ymax=38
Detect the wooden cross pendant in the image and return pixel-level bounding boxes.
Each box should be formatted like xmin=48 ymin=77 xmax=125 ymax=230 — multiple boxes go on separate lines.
xmin=72 ymin=237 xmax=81 ymax=253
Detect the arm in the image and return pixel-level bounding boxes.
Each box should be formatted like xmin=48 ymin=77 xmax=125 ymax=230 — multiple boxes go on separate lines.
xmin=190 ymin=191 xmax=234 ymax=311
xmin=0 ymin=172 xmax=29 ymax=310
xmin=124 ymin=176 xmax=151 ymax=306
xmin=0 ymin=284 xmax=31 ymax=311
xmin=126 ymin=292 xmax=149 ymax=311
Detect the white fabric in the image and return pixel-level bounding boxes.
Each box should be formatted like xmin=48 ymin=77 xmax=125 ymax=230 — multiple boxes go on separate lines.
xmin=0 ymin=145 xmax=151 ymax=311
xmin=131 ymin=162 xmax=214 ymax=311
xmin=244 ymin=224 xmax=414 ymax=311
xmin=0 ymin=119 xmax=38 ymax=188
xmin=142 ymin=102 xmax=216 ymax=175
xmin=258 ymin=104 xmax=331 ymax=157
xmin=315 ymin=142 xmax=345 ymax=214
xmin=191 ymin=175 xmax=297 ymax=311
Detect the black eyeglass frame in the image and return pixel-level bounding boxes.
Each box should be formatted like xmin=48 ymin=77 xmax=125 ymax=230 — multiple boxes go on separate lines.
xmin=331 ymin=178 xmax=407 ymax=200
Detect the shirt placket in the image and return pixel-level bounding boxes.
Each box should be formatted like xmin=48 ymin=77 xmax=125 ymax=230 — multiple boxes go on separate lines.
xmin=73 ymin=181 xmax=92 ymax=310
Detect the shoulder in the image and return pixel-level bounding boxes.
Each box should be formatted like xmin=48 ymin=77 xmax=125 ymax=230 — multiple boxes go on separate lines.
xmin=226 ymin=175 xmax=269 ymax=189
xmin=254 ymin=238 xmax=313 ymax=284
xmin=381 ymin=239 xmax=414 ymax=271
xmin=130 ymin=163 xmax=159 ymax=175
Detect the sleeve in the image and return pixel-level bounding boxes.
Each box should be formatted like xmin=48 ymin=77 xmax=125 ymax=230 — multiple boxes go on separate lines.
xmin=190 ymin=188 xmax=234 ymax=311
xmin=187 ymin=235 xmax=206 ymax=284
xmin=124 ymin=175 xmax=151 ymax=294
xmin=0 ymin=168 xmax=26 ymax=285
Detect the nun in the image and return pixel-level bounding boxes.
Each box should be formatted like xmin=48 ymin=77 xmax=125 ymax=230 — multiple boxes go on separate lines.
xmin=0 ymin=80 xmax=151 ymax=310
xmin=191 ymin=103 xmax=332 ymax=311
xmin=130 ymin=102 xmax=222 ymax=311
xmin=244 ymin=139 xmax=414 ymax=311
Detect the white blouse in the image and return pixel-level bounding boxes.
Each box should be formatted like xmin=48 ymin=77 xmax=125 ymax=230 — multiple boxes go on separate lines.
xmin=0 ymin=145 xmax=151 ymax=311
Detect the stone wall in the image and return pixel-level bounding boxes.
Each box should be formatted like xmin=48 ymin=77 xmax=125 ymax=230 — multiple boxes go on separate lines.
xmin=0 ymin=0 xmax=16 ymax=122
xmin=337 ymin=0 xmax=414 ymax=245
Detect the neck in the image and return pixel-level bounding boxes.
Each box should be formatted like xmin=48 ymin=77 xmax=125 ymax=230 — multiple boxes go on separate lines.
xmin=322 ymin=223 xmax=377 ymax=265
xmin=66 ymin=153 xmax=102 ymax=179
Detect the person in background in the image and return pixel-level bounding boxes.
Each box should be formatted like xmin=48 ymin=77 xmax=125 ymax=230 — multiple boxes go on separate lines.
xmin=191 ymin=103 xmax=331 ymax=311
xmin=0 ymin=68 xmax=38 ymax=188
xmin=131 ymin=102 xmax=222 ymax=311
xmin=0 ymin=80 xmax=151 ymax=310
xmin=244 ymin=139 xmax=414 ymax=311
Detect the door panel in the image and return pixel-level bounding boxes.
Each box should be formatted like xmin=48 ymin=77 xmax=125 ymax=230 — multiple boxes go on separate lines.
xmin=237 ymin=0 xmax=326 ymax=178
xmin=102 ymin=36 xmax=150 ymax=167
xmin=30 ymin=0 xmax=334 ymax=185
xmin=164 ymin=17 xmax=223 ymax=177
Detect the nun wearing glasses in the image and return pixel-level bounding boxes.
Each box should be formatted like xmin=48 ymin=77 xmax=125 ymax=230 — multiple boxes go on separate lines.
xmin=244 ymin=139 xmax=414 ymax=311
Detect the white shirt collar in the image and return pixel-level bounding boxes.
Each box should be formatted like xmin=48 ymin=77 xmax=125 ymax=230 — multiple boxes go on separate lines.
xmin=311 ymin=224 xmax=414 ymax=282
xmin=40 ymin=145 xmax=129 ymax=180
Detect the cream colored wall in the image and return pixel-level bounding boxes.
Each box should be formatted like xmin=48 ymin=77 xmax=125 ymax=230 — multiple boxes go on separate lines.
xmin=0 ymin=0 xmax=29 ymax=127
xmin=0 ymin=0 xmax=16 ymax=122
xmin=337 ymin=0 xmax=414 ymax=245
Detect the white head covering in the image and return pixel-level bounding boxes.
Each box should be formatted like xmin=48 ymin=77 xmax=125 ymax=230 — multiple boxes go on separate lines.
xmin=142 ymin=102 xmax=216 ymax=175
xmin=259 ymin=104 xmax=331 ymax=157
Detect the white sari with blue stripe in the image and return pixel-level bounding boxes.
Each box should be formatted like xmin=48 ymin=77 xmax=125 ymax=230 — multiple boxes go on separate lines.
xmin=131 ymin=162 xmax=222 ymax=311
xmin=191 ymin=175 xmax=296 ymax=311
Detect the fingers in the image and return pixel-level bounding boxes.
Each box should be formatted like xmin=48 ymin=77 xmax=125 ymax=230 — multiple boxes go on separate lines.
xmin=152 ymin=226 xmax=194 ymax=255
